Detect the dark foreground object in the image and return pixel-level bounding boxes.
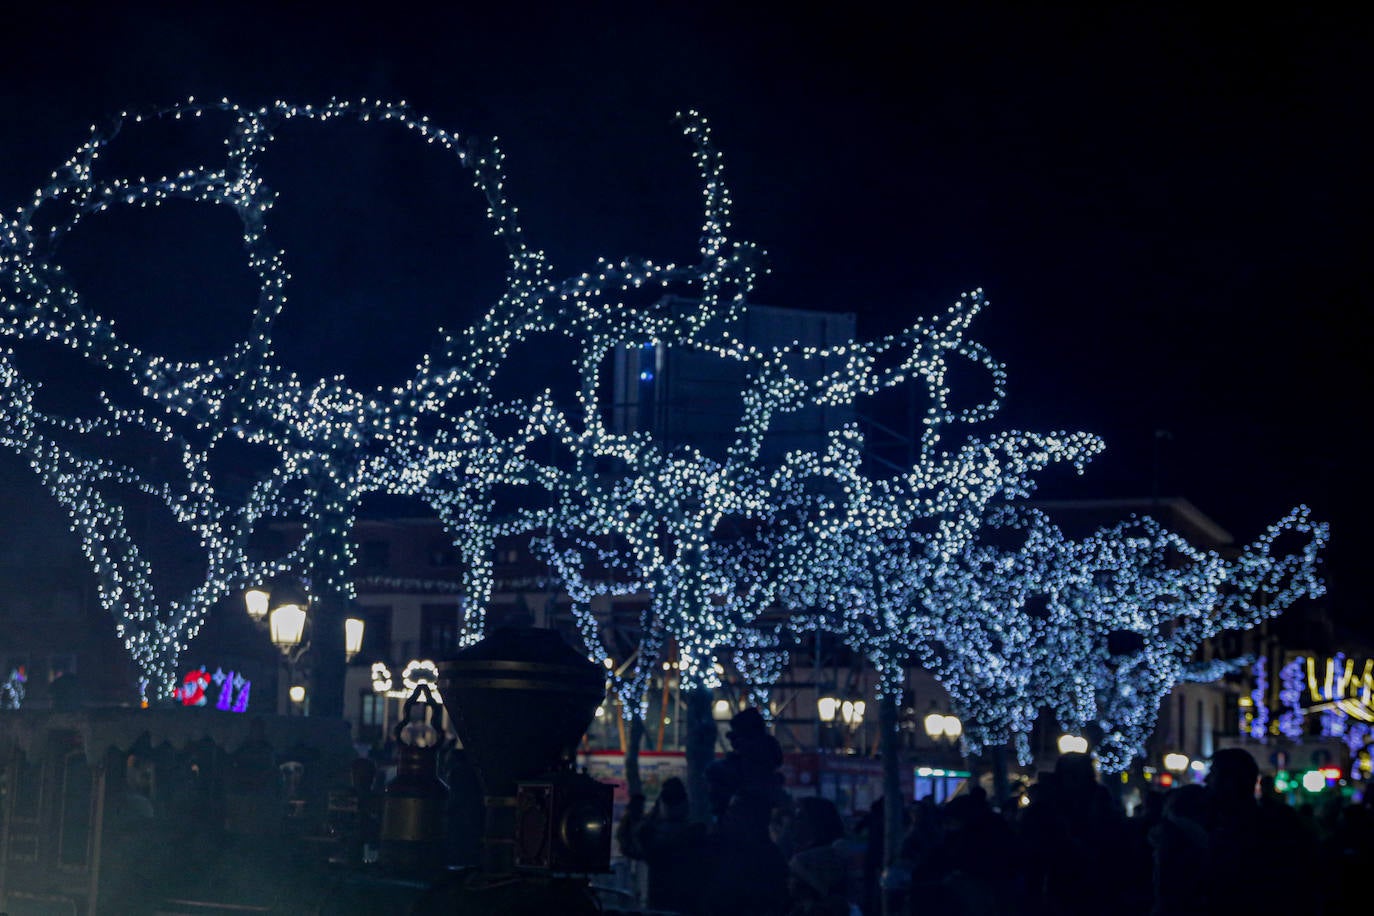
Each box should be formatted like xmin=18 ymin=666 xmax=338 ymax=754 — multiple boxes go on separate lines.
xmin=0 ymin=628 xmax=622 ymax=914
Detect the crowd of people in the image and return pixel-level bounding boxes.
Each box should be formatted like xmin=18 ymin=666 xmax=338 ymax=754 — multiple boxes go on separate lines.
xmin=616 ymin=709 xmax=1372 ymax=915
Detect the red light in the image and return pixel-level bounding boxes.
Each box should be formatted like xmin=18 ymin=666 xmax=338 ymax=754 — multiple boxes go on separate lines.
xmin=1320 ymin=767 xmax=1341 ymax=780
xmin=1159 ymin=773 xmax=1174 ymax=787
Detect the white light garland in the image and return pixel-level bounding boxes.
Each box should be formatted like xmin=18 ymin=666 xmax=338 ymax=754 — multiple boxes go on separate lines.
xmin=1 ymin=96 xmax=1329 ymax=758
xmin=0 ymin=99 xmax=758 ymax=699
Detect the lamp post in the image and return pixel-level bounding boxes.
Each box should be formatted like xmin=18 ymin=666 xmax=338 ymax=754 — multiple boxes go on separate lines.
xmin=1057 ymin=734 xmax=1090 ymax=755
xmin=818 ymin=695 xmax=838 ymax=752
xmin=923 ymin=712 xmax=962 ymax=744
xmin=244 ymin=581 xmax=365 ymax=716
xmin=1163 ymin=752 xmax=1190 ymax=774
xmin=818 ymin=695 xmax=865 ymax=752
xmin=840 ymin=699 xmax=866 ymax=732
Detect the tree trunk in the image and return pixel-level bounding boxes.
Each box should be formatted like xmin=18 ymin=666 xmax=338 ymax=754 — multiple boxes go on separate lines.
xmin=625 ymin=712 xmax=646 ymax=799
xmin=306 ymin=487 xmax=349 ymax=720
xmin=989 ymin=743 xmax=1011 ymax=811
xmin=879 ymin=691 xmax=908 ymax=916
xmin=308 ymin=585 xmax=347 ymax=719
xmin=684 ymin=687 xmax=717 ymax=824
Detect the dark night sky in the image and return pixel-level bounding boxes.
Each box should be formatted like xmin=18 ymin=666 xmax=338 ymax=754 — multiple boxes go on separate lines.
xmin=1 ymin=5 xmax=1369 ymax=631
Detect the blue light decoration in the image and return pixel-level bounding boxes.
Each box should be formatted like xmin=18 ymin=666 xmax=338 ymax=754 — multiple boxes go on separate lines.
xmin=0 ymin=99 xmax=762 ymax=700
xmin=1248 ymin=657 xmax=1270 ymax=740
xmin=1055 ymin=508 xmax=1326 ymax=773
xmin=729 ymin=627 xmax=790 ymax=715
xmin=0 ymin=96 xmax=1332 ymax=763
xmin=1278 ymin=657 xmax=1307 ymax=740
xmin=1180 ymin=656 xmax=1255 ymax=684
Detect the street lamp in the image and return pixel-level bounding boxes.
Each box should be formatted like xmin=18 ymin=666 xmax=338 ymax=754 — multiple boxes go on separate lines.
xmin=924 ymin=712 xmax=962 ymax=741
xmin=345 ymin=617 xmax=366 ymax=662
xmin=245 ymin=583 xmax=365 ymax=663
xmin=1163 ymin=752 xmax=1190 ymax=774
xmin=1058 ymin=734 xmax=1089 ymax=755
xmin=244 ymin=581 xmax=365 ymax=716
xmin=840 ymin=700 xmax=866 ymax=729
xmin=818 ymin=695 xmax=839 ymax=724
xmin=269 ymin=602 xmax=308 ymax=656
xmin=244 ymin=588 xmax=271 ymax=623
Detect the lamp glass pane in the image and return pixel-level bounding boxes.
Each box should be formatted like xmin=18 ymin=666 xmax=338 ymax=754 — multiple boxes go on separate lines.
xmin=818 ymin=696 xmax=838 ymax=723
xmin=270 ymin=603 xmax=307 ymax=649
xmin=345 ymin=618 xmax=365 ymax=658
xmin=245 ymin=588 xmax=270 ymax=621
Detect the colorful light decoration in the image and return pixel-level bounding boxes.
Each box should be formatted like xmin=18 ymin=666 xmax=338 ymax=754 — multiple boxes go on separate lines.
xmin=1253 ymin=654 xmax=1374 ymax=756
xmin=170 ymin=666 xmax=251 ymax=711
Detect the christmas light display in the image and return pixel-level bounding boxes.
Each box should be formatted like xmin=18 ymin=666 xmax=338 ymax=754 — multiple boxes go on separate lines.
xmin=1278 ymin=657 xmax=1307 ymax=739
xmin=1055 ymin=507 xmax=1326 ymax=772
xmin=1247 ymin=654 xmax=1374 ymax=757
xmin=0 ymin=99 xmax=759 ymax=699
xmin=1248 ymin=657 xmax=1270 ymax=740
xmin=524 ymin=285 xmax=1025 ymax=703
xmin=783 ymin=425 xmax=1101 ymax=757
xmin=728 ymin=626 xmax=790 ymax=714
xmin=0 ymin=96 xmax=1332 ymax=780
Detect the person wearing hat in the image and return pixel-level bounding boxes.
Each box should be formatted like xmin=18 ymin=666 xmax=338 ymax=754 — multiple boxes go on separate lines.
xmin=708 ymin=707 xmax=785 ymax=820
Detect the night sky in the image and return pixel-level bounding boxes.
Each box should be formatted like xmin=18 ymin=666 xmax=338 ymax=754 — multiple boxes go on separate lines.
xmin=2 ymin=6 xmax=1369 ymax=633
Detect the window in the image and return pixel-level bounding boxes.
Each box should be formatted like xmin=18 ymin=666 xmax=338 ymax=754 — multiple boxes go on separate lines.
xmin=420 ymin=604 xmax=461 ymax=657
xmin=361 ymin=692 xmax=386 ymax=727
xmin=359 ymin=692 xmax=386 ymax=743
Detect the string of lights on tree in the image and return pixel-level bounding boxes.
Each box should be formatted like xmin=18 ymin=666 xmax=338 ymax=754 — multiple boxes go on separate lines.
xmin=0 ymin=94 xmax=1332 ymax=764
xmin=727 ymin=626 xmax=791 ymax=716
xmin=1054 ymin=507 xmax=1327 ymax=772
xmin=777 ymin=392 xmax=1103 ymax=754
xmin=0 ymin=99 xmax=759 ymax=698
xmin=521 ymin=280 xmax=1063 ymax=731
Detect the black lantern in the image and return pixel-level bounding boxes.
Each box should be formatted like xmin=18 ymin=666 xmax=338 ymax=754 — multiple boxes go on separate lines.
xmin=381 ymin=682 xmax=450 ymax=874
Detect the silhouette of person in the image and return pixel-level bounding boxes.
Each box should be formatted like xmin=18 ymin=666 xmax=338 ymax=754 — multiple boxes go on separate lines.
xmin=622 ymin=777 xmax=708 ymax=914
xmin=707 ymin=707 xmax=784 ymax=820
xmin=1153 ymin=748 xmax=1310 ymax=916
xmin=704 ymin=786 xmax=789 ymax=916
xmin=1021 ymin=753 xmax=1128 ymax=916
xmin=785 ymin=797 xmax=850 ymax=916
